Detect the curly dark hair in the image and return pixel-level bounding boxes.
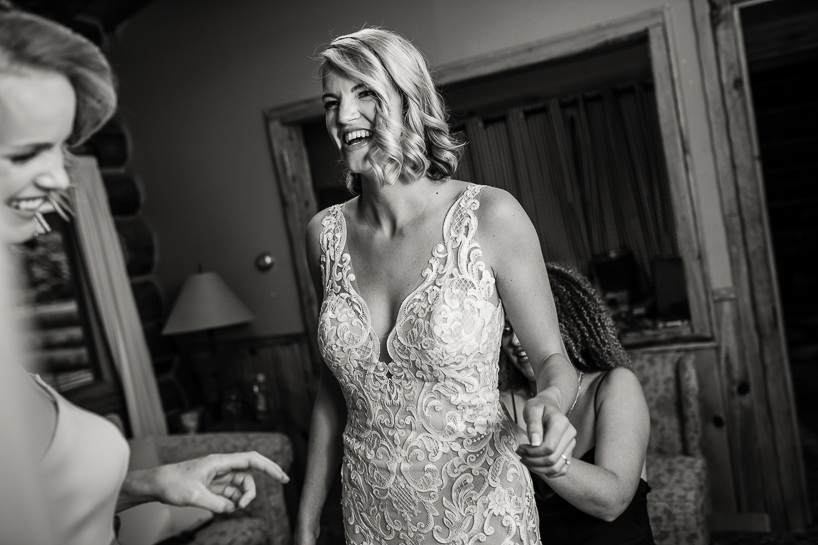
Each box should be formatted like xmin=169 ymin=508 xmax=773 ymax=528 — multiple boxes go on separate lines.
xmin=546 ymin=262 xmax=631 ymax=372
xmin=498 ymin=262 xmax=630 ymax=390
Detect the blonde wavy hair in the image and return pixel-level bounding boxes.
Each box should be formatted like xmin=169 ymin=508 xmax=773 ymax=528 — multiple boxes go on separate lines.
xmin=0 ymin=7 xmax=116 ymax=146
xmin=319 ymin=28 xmax=462 ymax=194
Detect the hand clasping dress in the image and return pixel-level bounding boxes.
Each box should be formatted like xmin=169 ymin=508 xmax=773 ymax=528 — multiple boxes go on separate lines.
xmin=317 ymin=183 xmax=541 ymax=545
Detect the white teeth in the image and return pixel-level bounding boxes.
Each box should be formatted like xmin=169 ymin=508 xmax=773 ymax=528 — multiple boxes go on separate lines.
xmin=344 ymin=129 xmax=372 ymax=144
xmin=8 ymin=197 xmax=45 ymax=212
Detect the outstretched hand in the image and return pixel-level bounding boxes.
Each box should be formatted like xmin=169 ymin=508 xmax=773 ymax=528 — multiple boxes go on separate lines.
xmin=153 ymin=451 xmax=290 ymax=513
xmin=517 ymin=394 xmax=576 ymax=478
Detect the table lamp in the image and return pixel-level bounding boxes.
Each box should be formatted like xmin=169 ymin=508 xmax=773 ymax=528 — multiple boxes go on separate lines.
xmin=162 ymin=270 xmax=254 ymax=347
xmin=162 ymin=269 xmax=254 ymax=426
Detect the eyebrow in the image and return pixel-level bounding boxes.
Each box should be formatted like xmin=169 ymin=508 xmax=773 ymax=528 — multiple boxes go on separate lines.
xmin=2 ymin=142 xmax=54 ymax=157
xmin=322 ymin=83 xmax=368 ymax=100
xmin=12 ymin=143 xmax=53 ymax=153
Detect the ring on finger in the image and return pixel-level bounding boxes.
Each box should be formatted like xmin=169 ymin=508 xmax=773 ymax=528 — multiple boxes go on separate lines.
xmin=561 ymin=454 xmax=571 ymax=466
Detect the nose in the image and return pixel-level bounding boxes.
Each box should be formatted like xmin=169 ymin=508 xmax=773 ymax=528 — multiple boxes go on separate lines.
xmin=337 ymin=97 xmax=360 ymax=125
xmin=510 ymin=333 xmax=521 ymax=348
xmin=33 ymin=149 xmax=70 ymax=192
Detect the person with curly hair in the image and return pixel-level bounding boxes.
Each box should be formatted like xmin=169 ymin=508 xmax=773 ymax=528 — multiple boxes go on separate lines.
xmin=500 ymin=263 xmax=655 ymax=544
xmin=297 ymin=27 xmax=579 ymax=545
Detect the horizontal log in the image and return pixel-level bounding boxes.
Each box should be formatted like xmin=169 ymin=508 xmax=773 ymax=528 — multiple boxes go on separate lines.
xmin=103 ymin=173 xmax=141 ymax=216
xmin=33 ymin=347 xmax=89 ymax=371
xmin=32 ymin=326 xmax=85 ymax=349
xmin=114 ymin=217 xmax=155 ymax=277
xmin=80 ymin=119 xmax=128 ymax=168
xmin=24 ymin=300 xmax=81 ymax=329
xmin=142 ymin=320 xmax=177 ymax=363
xmin=131 ymin=278 xmax=164 ymax=323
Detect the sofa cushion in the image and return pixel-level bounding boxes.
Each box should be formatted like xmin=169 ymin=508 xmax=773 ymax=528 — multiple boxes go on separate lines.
xmin=647 ymin=455 xmax=709 ymax=545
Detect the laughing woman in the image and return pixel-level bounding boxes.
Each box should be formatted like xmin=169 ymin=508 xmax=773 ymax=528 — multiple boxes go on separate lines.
xmin=295 ymin=28 xmax=579 ymax=545
xmin=0 ymin=6 xmax=289 ymax=544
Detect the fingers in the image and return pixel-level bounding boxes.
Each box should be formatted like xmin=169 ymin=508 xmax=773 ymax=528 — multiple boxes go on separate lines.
xmin=187 ymin=485 xmax=237 ymax=513
xmin=520 ymin=404 xmax=576 ymax=457
xmin=520 ymin=438 xmax=576 ymax=478
xmin=205 ymin=452 xmax=290 ymax=484
xmin=206 ymin=472 xmax=258 ymax=510
xmin=519 ymin=398 xmax=577 ymax=478
xmin=228 ymin=471 xmax=257 ymax=510
xmin=522 ymin=399 xmax=545 ymax=447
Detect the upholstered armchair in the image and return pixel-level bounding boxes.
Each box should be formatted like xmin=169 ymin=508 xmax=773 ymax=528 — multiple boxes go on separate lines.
xmin=630 ymin=350 xmax=709 ymax=545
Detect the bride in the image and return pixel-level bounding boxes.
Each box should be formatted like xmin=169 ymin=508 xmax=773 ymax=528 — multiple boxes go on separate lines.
xmin=295 ymin=27 xmax=580 ymax=545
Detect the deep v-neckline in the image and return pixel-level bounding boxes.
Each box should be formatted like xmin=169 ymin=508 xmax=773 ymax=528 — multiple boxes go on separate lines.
xmin=339 ymin=185 xmax=470 ymax=364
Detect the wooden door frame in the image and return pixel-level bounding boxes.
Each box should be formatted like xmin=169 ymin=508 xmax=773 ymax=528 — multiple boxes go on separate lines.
xmin=265 ymin=5 xmax=713 ymax=356
xmin=692 ymin=0 xmax=809 ymax=530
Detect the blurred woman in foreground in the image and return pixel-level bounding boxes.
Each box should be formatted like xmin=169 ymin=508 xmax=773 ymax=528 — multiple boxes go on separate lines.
xmin=1 ymin=5 xmax=289 ymax=544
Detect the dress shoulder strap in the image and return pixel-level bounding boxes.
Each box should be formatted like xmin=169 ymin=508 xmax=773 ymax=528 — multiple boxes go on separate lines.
xmin=318 ymin=204 xmax=347 ymax=296
xmin=442 ymin=183 xmax=483 ymax=248
xmin=442 ymin=184 xmax=497 ymax=301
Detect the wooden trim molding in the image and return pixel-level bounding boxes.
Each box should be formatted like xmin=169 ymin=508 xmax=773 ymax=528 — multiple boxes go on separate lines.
xmin=264 ymin=120 xmax=322 ymax=377
xmin=434 ymin=8 xmax=665 ymax=85
xmin=648 ymin=20 xmax=713 ymax=338
xmin=691 ymin=0 xmax=809 ymax=530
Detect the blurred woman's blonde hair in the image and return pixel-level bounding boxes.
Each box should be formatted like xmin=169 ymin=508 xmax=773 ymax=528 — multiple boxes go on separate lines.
xmin=319 ymin=27 xmax=462 ymax=194
xmin=0 ymin=7 xmax=116 ymax=146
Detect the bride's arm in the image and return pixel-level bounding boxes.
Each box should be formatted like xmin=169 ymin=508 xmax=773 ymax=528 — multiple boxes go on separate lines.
xmin=294 ymin=212 xmax=347 ymax=545
xmin=478 ymin=187 xmax=577 ymax=476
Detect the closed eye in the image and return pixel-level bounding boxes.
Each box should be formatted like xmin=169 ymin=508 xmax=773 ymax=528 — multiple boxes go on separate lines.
xmin=9 ymin=150 xmax=41 ymax=164
xmin=6 ymin=143 xmax=55 ymax=165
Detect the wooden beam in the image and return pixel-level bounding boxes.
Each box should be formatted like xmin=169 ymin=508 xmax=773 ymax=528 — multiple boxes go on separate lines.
xmin=264 ymin=120 xmax=322 ymax=378
xmin=648 ymin=22 xmax=713 ymax=338
xmin=691 ymin=0 xmax=810 ymax=530
xmin=434 ymin=8 xmax=664 ymax=85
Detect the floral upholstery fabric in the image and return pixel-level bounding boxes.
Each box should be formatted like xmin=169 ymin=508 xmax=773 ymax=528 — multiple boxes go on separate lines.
xmin=630 ymin=351 xmax=702 ymax=457
xmin=151 ymin=432 xmax=293 ymax=545
xmin=629 ymin=350 xmax=709 ymax=545
xmin=647 ymin=455 xmax=709 ymax=545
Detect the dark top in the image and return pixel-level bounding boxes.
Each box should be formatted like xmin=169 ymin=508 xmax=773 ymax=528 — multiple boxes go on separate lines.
xmin=528 ymin=371 xmax=655 ymax=545
xmin=532 ymin=447 xmax=655 ymax=545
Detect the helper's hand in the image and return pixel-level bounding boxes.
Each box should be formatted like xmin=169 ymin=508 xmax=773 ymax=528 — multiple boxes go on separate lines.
xmin=153 ymin=451 xmax=289 ymax=513
xmin=517 ymin=393 xmax=576 ymax=478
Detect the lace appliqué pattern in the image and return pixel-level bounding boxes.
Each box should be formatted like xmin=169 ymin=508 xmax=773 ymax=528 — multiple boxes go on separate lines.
xmin=318 ymin=184 xmax=540 ymax=545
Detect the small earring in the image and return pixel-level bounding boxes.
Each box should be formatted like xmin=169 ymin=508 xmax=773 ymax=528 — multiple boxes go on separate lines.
xmin=34 ymin=212 xmax=51 ymax=237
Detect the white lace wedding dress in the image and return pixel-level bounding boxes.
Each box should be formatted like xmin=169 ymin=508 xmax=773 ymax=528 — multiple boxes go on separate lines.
xmin=317 ymin=183 xmax=540 ymax=545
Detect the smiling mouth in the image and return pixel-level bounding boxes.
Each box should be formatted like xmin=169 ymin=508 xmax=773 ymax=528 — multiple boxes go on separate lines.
xmin=343 ymin=129 xmax=373 ymax=147
xmin=7 ymin=196 xmax=46 ymax=214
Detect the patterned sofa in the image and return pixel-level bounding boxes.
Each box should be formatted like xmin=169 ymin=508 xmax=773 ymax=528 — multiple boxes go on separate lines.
xmin=630 ymin=350 xmax=709 ymax=545
xmin=122 ymin=432 xmax=293 ymax=545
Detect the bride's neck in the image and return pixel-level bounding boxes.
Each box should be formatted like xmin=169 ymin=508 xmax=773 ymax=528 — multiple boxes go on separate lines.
xmin=355 ymin=174 xmax=436 ymax=234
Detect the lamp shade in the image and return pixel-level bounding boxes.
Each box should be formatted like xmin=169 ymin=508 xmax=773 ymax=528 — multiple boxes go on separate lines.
xmin=162 ymin=272 xmax=254 ymax=335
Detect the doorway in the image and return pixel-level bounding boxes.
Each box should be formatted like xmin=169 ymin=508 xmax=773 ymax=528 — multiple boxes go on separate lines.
xmin=739 ymin=0 xmax=818 ymax=482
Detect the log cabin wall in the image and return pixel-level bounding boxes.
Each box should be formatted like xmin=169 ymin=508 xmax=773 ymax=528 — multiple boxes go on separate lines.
xmin=79 ymin=118 xmax=200 ymax=426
